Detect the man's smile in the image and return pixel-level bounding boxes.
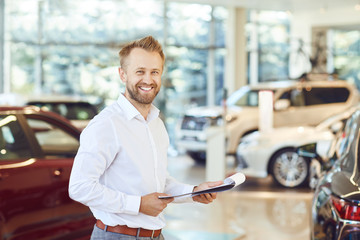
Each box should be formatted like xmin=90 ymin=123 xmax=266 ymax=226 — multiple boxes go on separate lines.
xmin=139 ymin=86 xmax=153 ymax=92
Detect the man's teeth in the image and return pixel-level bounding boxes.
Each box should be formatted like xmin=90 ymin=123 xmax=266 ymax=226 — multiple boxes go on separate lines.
xmin=140 ymin=86 xmax=152 ymax=91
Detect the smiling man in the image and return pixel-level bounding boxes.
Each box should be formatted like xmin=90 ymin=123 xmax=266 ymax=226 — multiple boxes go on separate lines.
xmin=69 ymin=36 xmax=222 ymax=240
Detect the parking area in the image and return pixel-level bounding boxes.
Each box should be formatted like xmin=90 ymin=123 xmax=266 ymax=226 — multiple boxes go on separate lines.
xmin=164 ymin=154 xmax=312 ymax=240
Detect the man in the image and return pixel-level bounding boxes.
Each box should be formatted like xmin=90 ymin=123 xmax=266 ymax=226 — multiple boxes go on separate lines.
xmin=69 ymin=36 xmax=222 ymax=240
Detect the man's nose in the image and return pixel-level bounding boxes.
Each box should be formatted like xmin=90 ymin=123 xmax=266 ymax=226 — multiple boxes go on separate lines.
xmin=142 ymin=72 xmax=152 ymax=83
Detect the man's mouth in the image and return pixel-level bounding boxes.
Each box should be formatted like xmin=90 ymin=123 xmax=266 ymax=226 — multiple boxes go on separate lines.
xmin=139 ymin=86 xmax=154 ymax=92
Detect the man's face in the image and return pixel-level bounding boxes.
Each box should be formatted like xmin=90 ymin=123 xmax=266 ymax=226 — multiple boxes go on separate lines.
xmin=119 ymin=48 xmax=163 ymax=105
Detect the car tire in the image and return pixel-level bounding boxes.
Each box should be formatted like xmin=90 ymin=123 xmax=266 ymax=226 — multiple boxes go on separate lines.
xmin=187 ymin=151 xmax=206 ymax=164
xmin=270 ymin=148 xmax=309 ymax=188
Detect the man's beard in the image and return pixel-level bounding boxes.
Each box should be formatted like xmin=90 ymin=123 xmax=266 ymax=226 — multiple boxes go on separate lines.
xmin=126 ymin=83 xmax=159 ymax=105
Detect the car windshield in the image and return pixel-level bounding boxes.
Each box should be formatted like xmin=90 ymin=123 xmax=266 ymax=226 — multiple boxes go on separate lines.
xmin=227 ymin=86 xmax=275 ymax=107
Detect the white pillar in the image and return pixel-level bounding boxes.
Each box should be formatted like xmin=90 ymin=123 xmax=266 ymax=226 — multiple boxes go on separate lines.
xmin=259 ymin=90 xmax=274 ymax=132
xmin=206 ymin=126 xmax=226 ymax=181
xmin=225 ymin=7 xmax=247 ymax=96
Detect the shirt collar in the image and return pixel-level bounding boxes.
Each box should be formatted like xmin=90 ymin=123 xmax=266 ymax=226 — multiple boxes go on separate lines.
xmin=117 ymin=93 xmax=160 ymax=122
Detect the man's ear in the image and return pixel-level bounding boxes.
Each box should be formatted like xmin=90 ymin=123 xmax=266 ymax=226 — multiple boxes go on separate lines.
xmin=118 ymin=67 xmax=127 ymax=83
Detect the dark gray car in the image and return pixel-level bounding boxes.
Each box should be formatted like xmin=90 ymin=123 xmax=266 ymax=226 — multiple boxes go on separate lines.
xmin=300 ymin=109 xmax=360 ymax=240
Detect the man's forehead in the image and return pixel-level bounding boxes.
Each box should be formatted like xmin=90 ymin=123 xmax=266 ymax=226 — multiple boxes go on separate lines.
xmin=135 ymin=66 xmax=161 ymax=70
xmin=127 ymin=49 xmax=163 ymax=69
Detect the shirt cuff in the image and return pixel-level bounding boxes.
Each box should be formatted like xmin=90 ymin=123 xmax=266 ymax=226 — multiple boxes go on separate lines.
xmin=123 ymin=195 xmax=141 ymax=215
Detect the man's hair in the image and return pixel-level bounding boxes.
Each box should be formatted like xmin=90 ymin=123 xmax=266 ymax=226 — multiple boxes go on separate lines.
xmin=119 ymin=36 xmax=165 ymax=70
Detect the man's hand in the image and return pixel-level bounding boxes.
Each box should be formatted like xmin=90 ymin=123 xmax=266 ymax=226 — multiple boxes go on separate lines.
xmin=192 ymin=181 xmax=223 ymax=204
xmin=139 ymin=193 xmax=174 ymax=217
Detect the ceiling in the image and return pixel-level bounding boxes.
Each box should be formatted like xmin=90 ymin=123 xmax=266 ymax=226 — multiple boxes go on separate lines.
xmin=176 ymin=0 xmax=360 ymax=12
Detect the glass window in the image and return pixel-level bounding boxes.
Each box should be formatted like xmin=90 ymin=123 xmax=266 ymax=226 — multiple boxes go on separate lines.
xmin=26 ymin=118 xmax=79 ymax=157
xmin=9 ymin=43 xmax=37 ymax=94
xmin=166 ymin=3 xmax=211 ymax=47
xmin=0 ymin=115 xmax=32 ymax=159
xmin=303 ymin=88 xmax=350 ymax=106
xmin=213 ymin=6 xmax=228 ymax=48
xmin=215 ymin=49 xmax=226 ymax=104
xmin=246 ymin=10 xmax=290 ymax=82
xmin=4 ymin=0 xmax=228 ymax=148
xmin=41 ymin=45 xmax=120 ymax=96
xmin=333 ymin=29 xmax=360 ymax=90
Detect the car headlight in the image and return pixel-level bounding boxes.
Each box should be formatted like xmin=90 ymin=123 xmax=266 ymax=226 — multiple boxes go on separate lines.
xmin=207 ymin=116 xmax=223 ymax=127
xmin=225 ymin=115 xmax=237 ymax=123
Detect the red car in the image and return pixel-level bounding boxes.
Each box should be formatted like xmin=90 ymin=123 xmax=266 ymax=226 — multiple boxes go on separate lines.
xmin=0 ymin=106 xmax=94 ymax=240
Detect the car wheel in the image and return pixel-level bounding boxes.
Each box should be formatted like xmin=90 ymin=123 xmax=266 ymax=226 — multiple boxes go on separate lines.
xmin=187 ymin=151 xmax=206 ymax=164
xmin=270 ymin=148 xmax=309 ymax=188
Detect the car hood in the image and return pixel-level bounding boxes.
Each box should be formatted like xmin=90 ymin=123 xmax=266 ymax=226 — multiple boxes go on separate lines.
xmin=240 ymin=126 xmax=334 ymax=158
xmin=331 ymin=171 xmax=360 ymax=201
xmin=185 ymin=105 xmax=243 ymax=118
xmin=242 ymin=126 xmax=324 ymax=142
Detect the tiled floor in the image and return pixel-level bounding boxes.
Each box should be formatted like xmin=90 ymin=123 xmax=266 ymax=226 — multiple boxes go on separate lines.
xmin=163 ymin=154 xmax=312 ymax=240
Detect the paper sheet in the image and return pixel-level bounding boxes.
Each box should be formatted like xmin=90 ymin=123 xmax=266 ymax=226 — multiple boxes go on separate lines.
xmin=159 ymin=172 xmax=246 ymax=199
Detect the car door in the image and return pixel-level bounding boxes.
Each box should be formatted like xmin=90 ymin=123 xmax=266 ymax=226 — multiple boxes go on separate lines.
xmin=0 ymin=112 xmax=93 ymax=240
xmin=21 ymin=115 xmax=94 ymax=239
xmin=0 ymin=113 xmax=55 ymax=240
xmin=22 ymin=114 xmax=94 ymax=239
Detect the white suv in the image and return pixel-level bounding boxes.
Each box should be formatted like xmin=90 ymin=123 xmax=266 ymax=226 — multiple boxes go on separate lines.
xmin=175 ymin=79 xmax=359 ymax=163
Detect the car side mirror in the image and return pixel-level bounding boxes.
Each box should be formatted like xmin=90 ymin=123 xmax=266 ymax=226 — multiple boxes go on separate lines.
xmin=274 ymin=99 xmax=290 ymax=111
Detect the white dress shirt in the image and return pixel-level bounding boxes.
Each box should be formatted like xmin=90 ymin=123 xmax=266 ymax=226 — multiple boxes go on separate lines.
xmin=69 ymin=93 xmax=194 ymax=230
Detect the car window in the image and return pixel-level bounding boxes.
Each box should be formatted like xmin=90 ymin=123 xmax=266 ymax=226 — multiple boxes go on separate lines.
xmin=28 ymin=102 xmax=97 ymax=121
xmin=278 ymin=90 xmax=305 ymax=107
xmin=26 ymin=118 xmax=79 ymax=157
xmin=0 ymin=115 xmax=32 ymax=159
xmin=303 ymin=87 xmax=350 ymax=106
xmin=66 ymin=102 xmax=97 ymax=120
xmin=290 ymin=89 xmax=305 ymax=106
xmin=227 ymin=87 xmax=275 ymax=107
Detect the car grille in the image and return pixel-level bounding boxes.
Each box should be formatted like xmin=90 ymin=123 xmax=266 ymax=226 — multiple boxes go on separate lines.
xmin=181 ymin=116 xmax=221 ymax=131
xmin=181 ymin=116 xmax=207 ymax=131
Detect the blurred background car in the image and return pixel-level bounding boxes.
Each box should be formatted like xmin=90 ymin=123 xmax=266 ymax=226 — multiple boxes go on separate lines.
xmin=175 ymin=79 xmax=359 ymax=164
xmin=298 ymin=109 xmax=360 ymax=240
xmin=0 ymin=93 xmax=101 ymax=130
xmin=0 ymin=106 xmax=94 ymax=240
xmin=235 ymin=106 xmax=358 ymax=188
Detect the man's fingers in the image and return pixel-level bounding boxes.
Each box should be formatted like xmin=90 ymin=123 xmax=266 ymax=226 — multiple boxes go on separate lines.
xmin=157 ymin=194 xmax=174 ymax=203
xmin=161 ymin=197 xmax=174 ymax=204
xmin=207 ymin=181 xmax=223 ymax=187
xmin=210 ymin=192 xmax=217 ymax=199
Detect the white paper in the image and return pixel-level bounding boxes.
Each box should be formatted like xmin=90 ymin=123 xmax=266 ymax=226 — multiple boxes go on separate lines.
xmin=159 ymin=172 xmax=246 ymax=199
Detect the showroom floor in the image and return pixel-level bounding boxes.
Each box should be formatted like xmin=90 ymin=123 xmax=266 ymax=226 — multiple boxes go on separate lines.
xmin=162 ymin=154 xmax=313 ymax=240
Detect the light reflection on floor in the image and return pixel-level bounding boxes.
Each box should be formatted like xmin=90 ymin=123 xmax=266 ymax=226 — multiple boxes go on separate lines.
xmin=164 ymin=154 xmax=312 ymax=240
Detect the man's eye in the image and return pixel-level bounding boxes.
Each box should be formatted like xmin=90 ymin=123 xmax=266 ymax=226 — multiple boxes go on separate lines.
xmin=136 ymin=70 xmax=144 ymax=74
xmin=152 ymin=71 xmax=159 ymax=75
